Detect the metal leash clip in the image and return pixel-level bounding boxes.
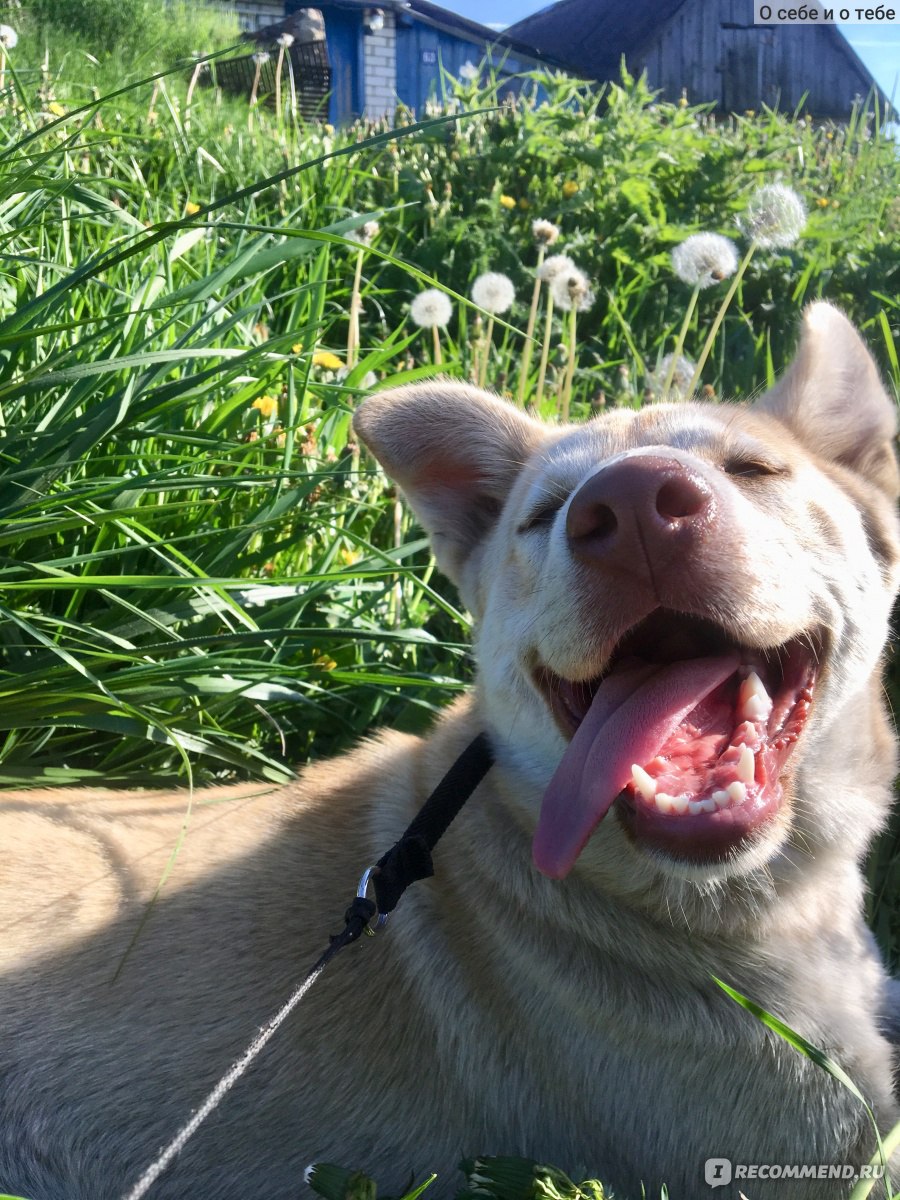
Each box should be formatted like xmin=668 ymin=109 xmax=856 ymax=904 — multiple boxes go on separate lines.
xmin=356 ymin=865 xmax=388 ymax=933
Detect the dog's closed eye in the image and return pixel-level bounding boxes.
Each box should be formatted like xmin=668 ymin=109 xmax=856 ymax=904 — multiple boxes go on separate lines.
xmin=517 ymin=494 xmax=567 ymax=534
xmin=721 ymin=455 xmax=789 ymax=479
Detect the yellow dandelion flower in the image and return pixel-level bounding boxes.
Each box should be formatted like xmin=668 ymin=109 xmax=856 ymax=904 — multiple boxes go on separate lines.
xmin=313 ymin=351 xmax=344 ymax=370
xmin=816 ymin=197 xmax=829 ymax=208
xmin=562 ymin=180 xmax=579 ymax=199
xmin=826 ymin=131 xmax=834 ymax=140
xmin=48 ymin=101 xmax=66 ymax=117
xmin=312 ymin=649 xmax=338 ymax=671
xmin=517 ymin=197 xmax=530 ymax=210
xmin=499 ymin=194 xmax=516 ymax=209
xmin=678 ymin=95 xmax=688 ymax=108
xmin=185 ymin=201 xmax=201 ymax=216
xmin=252 ymin=395 xmax=277 ymax=419
xmin=340 ymin=547 xmax=359 ymax=566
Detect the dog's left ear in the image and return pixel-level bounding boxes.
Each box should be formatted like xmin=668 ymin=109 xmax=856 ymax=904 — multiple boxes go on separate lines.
xmin=353 ymin=382 xmax=543 ymax=589
xmin=755 ymin=302 xmax=899 ymax=497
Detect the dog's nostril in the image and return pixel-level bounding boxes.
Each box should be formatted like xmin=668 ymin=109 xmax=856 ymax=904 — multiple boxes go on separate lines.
xmin=656 ymin=477 xmax=709 ymax=521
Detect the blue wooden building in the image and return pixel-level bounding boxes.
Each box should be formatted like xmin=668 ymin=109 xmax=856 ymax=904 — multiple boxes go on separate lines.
xmin=233 ymin=0 xmax=554 ymax=125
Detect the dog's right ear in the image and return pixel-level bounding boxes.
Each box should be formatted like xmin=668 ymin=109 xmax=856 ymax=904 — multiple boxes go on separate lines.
xmin=353 ymin=382 xmax=543 ymax=588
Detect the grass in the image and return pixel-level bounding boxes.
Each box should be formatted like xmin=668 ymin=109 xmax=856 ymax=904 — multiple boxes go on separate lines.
xmin=0 ymin=13 xmax=899 ymax=1198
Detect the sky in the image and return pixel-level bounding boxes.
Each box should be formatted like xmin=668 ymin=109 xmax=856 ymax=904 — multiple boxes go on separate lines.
xmin=439 ymin=0 xmax=900 ymax=108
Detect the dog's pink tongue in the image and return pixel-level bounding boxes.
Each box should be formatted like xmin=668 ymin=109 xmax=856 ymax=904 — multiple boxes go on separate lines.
xmin=533 ymin=653 xmax=740 ymax=878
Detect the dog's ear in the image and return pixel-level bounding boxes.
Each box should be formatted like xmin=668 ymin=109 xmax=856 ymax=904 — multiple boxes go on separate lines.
xmin=353 ymin=382 xmax=543 ymax=586
xmin=755 ymin=302 xmax=899 ymax=497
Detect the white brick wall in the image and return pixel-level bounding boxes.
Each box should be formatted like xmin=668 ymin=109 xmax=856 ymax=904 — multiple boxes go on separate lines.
xmin=230 ymin=1 xmax=286 ymax=32
xmin=363 ymin=10 xmax=397 ymax=120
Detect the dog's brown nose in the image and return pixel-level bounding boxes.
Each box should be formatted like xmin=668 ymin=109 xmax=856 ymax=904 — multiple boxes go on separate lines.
xmin=566 ymin=455 xmax=714 ymax=575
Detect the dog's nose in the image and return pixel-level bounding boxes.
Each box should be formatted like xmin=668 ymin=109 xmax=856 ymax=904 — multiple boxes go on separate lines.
xmin=566 ymin=455 xmax=714 ymax=574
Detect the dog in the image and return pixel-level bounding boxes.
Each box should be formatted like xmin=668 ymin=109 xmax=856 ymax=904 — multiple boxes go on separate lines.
xmin=1 ymin=302 xmax=898 ymax=1200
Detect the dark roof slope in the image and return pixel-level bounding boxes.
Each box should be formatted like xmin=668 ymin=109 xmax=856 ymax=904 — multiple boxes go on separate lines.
xmin=506 ymin=0 xmax=687 ymax=79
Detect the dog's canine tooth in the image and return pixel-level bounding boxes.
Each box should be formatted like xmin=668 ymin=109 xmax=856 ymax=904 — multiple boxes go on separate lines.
xmin=727 ymin=780 xmax=747 ymax=804
xmin=631 ymin=763 xmax=657 ymax=801
xmin=738 ymin=671 xmax=773 ymax=723
xmin=737 ymin=744 xmax=755 ymax=784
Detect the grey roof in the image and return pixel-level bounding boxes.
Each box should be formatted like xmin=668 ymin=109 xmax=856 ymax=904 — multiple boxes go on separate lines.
xmin=506 ymin=0 xmax=686 ymax=80
xmin=506 ymin=0 xmax=887 ymax=108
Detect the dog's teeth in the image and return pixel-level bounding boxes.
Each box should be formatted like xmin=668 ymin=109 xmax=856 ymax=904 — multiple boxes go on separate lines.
xmin=689 ymin=798 xmax=716 ymax=815
xmin=739 ymin=671 xmax=773 ymax=723
xmin=631 ymin=763 xmax=657 ymax=801
xmin=712 ymin=789 xmax=732 ymax=809
xmin=727 ymin=781 xmax=747 ymax=804
xmin=670 ymin=795 xmax=690 ymax=814
xmin=737 ymin=744 xmax=755 ymax=784
xmin=655 ymin=793 xmax=675 ymax=814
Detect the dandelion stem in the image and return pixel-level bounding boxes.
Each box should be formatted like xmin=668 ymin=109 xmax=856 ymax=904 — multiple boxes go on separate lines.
xmin=432 ymin=324 xmax=442 ymax=365
xmin=517 ymin=245 xmax=546 ymax=406
xmin=275 ymin=45 xmax=286 ymax=124
xmin=478 ymin=315 xmax=495 ymax=388
xmin=687 ymin=242 xmax=757 ymax=397
xmin=535 ymin=293 xmax=555 ymax=411
xmin=347 ymin=247 xmax=365 ymax=369
xmin=185 ymin=61 xmax=204 ymax=130
xmin=561 ymin=305 xmax=578 ymax=422
xmin=248 ymin=60 xmax=263 ymax=130
xmin=663 ymin=282 xmax=701 ymax=398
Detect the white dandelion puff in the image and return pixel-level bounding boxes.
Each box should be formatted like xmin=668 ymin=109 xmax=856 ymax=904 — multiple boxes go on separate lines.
xmin=252 ymin=51 xmax=270 ymax=65
xmin=471 ymin=271 xmax=515 ymax=315
xmin=550 ymin=266 xmax=594 ymax=312
xmin=537 ymin=253 xmax=575 ymax=283
xmin=671 ymin=233 xmax=738 ymax=288
xmin=0 ymin=25 xmax=17 ymax=50
xmin=459 ymin=61 xmax=478 ymax=81
xmin=410 ymin=288 xmax=453 ymax=329
xmin=532 ymin=219 xmax=561 ymax=247
xmin=347 ymin=220 xmax=380 ymax=246
xmin=740 ymin=183 xmax=807 ymax=249
xmin=276 ymin=33 xmax=295 ymax=48
xmin=650 ymin=354 xmax=696 ymax=399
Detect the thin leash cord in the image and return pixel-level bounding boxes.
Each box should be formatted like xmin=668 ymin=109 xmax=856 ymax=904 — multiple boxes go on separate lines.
xmin=120 ymin=962 xmax=325 ymax=1200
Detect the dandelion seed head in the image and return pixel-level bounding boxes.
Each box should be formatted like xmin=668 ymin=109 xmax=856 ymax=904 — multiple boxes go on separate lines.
xmin=671 ymin=232 xmax=738 ymax=288
xmin=347 ymin=220 xmax=380 ymax=246
xmin=276 ymin=33 xmax=295 ymax=48
xmin=537 ymin=253 xmax=574 ymax=283
xmin=740 ymin=183 xmax=807 ymax=249
xmin=550 ymin=266 xmax=594 ymax=312
xmin=471 ymin=271 xmax=515 ymax=314
xmin=0 ymin=25 xmax=17 ymax=49
xmin=532 ymin=219 xmax=560 ymax=246
xmin=252 ymin=51 xmax=270 ymax=65
xmin=649 ymin=354 xmax=696 ymax=399
xmin=459 ymin=61 xmax=478 ymax=81
xmin=410 ymin=288 xmax=453 ymax=328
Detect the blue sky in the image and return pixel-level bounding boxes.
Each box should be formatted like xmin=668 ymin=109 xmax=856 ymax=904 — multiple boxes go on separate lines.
xmin=442 ymin=0 xmax=900 ymax=107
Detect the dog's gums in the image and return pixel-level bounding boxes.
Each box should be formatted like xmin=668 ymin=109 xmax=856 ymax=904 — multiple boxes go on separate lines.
xmin=532 ymin=612 xmax=819 ymax=872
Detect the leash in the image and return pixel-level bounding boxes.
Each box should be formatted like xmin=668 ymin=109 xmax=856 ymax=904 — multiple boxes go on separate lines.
xmin=120 ymin=732 xmax=494 ymax=1200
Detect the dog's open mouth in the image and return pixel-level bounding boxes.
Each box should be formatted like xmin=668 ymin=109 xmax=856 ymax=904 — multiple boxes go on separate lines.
xmin=531 ymin=611 xmax=820 ymax=876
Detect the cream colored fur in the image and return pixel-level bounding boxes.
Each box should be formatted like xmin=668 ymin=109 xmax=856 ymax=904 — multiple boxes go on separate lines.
xmin=1 ymin=304 xmax=898 ymax=1199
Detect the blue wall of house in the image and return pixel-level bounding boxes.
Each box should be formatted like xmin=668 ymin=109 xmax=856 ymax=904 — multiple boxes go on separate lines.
xmin=395 ymin=19 xmax=537 ymax=113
